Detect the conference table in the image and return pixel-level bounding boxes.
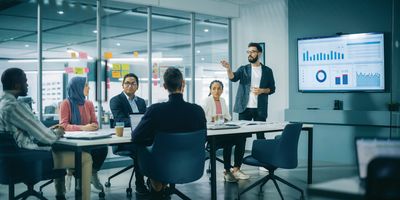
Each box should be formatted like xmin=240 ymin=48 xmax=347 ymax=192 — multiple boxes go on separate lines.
xmin=54 ymin=123 xmax=313 ymax=200
xmin=53 ymin=128 xmax=132 ymax=200
xmin=207 ymin=122 xmax=313 ymax=200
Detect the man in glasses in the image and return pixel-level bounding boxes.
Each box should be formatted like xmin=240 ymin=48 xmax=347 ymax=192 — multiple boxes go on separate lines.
xmin=109 ymin=73 xmax=149 ymax=195
xmin=220 ymin=42 xmax=275 ymax=140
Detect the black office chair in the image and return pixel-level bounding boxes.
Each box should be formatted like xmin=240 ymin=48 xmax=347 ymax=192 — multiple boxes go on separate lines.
xmin=238 ymin=123 xmax=304 ymax=200
xmin=0 ymin=132 xmax=65 ymax=200
xmin=104 ymin=145 xmax=136 ymax=197
xmin=365 ymin=157 xmax=400 ymax=200
xmin=137 ymin=129 xmax=207 ymax=200
xmin=104 ymin=118 xmax=135 ymax=197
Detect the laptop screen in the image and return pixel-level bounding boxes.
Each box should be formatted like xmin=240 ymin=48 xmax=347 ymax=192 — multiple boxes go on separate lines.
xmin=355 ymin=138 xmax=400 ymax=179
xmin=129 ymin=114 xmax=144 ymax=130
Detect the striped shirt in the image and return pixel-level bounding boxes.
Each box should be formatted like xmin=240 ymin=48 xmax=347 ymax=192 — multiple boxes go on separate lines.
xmin=0 ymin=92 xmax=59 ymax=150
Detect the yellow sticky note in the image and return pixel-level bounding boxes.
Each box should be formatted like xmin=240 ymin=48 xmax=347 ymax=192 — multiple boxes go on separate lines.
xmin=121 ymin=64 xmax=129 ymax=71
xmin=112 ymin=64 xmax=121 ymax=70
xmin=74 ymin=67 xmax=84 ymax=75
xmin=133 ymin=51 xmax=139 ymax=57
xmin=112 ymin=71 xmax=121 ymax=78
xmin=71 ymin=52 xmax=77 ymax=59
xmin=121 ymin=70 xmax=129 ymax=77
xmin=104 ymin=52 xmax=113 ymax=59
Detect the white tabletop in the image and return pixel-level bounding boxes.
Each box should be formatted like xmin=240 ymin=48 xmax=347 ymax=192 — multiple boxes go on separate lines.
xmin=56 ymin=122 xmax=313 ymax=146
xmin=56 ymin=128 xmax=132 ymax=147
xmin=207 ymin=121 xmax=312 ymax=136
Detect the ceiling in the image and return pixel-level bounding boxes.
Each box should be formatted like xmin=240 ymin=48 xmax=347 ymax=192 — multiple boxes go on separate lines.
xmin=0 ymin=0 xmax=229 ymax=66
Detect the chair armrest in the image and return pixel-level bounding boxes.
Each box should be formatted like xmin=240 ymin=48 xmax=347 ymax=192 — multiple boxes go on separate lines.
xmin=252 ymin=139 xmax=279 ymax=163
xmin=274 ymin=135 xmax=282 ymax=140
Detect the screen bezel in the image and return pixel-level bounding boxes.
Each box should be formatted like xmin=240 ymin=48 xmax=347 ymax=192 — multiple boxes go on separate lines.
xmin=297 ymin=32 xmax=386 ymax=93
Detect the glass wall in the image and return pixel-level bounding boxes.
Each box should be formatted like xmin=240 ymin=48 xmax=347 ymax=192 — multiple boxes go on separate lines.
xmin=194 ymin=14 xmax=229 ymax=106
xmin=101 ymin=2 xmax=148 ymax=122
xmin=151 ymin=8 xmax=191 ymax=103
xmin=0 ymin=0 xmax=231 ymax=126
xmin=0 ymin=0 xmax=38 ymax=112
xmin=41 ymin=1 xmax=97 ymax=123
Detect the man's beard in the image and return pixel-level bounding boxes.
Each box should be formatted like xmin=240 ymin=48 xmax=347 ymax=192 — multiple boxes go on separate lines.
xmin=248 ymin=55 xmax=258 ymax=63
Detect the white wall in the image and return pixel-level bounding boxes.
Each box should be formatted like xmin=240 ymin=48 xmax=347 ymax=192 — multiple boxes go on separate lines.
xmin=231 ymin=0 xmax=289 ymax=123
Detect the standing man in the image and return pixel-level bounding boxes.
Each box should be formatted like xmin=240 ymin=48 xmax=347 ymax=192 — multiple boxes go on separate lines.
xmin=221 ymin=42 xmax=275 ymax=139
xmin=109 ymin=73 xmax=148 ymax=195
xmin=132 ymin=67 xmax=207 ymax=197
xmin=0 ymin=68 xmax=92 ymax=200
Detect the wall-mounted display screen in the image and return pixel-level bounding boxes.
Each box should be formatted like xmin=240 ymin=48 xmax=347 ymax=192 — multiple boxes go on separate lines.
xmin=298 ymin=32 xmax=385 ymax=92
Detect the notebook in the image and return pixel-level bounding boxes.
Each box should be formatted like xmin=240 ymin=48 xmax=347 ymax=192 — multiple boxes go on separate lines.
xmin=130 ymin=114 xmax=144 ymax=130
xmin=63 ymin=132 xmax=113 ymax=140
xmin=355 ymin=138 xmax=400 ymax=184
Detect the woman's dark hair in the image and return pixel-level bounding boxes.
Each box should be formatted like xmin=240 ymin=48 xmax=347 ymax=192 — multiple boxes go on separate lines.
xmin=208 ymin=80 xmax=224 ymax=96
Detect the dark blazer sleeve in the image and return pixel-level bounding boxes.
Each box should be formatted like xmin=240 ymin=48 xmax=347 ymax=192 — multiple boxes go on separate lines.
xmin=110 ymin=93 xmax=131 ymax=126
xmin=267 ymin=67 xmax=276 ymax=95
xmin=231 ymin=65 xmax=245 ymax=82
xmin=135 ymin=97 xmax=147 ymax=114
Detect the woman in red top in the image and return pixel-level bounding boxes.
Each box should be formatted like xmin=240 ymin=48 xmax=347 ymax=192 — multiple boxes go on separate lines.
xmin=59 ymin=76 xmax=107 ymax=191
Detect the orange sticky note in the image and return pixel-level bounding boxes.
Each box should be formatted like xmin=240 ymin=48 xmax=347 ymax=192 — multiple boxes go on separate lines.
xmin=112 ymin=71 xmax=121 ymax=78
xmin=104 ymin=52 xmax=113 ymax=59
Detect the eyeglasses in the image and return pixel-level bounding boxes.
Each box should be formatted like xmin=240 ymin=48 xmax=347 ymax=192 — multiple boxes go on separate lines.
xmin=123 ymin=82 xmax=137 ymax=87
xmin=246 ymin=50 xmax=259 ymax=54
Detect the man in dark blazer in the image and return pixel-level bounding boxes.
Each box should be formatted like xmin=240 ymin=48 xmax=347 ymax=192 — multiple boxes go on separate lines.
xmin=110 ymin=73 xmax=146 ymax=127
xmin=132 ymin=67 xmax=207 ymax=196
xmin=109 ymin=73 xmax=148 ymax=195
xmin=221 ymin=42 xmax=275 ymax=140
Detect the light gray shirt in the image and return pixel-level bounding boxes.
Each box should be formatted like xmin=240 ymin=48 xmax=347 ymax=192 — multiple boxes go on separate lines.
xmin=0 ymin=92 xmax=58 ymax=150
xmin=123 ymin=92 xmax=139 ymax=113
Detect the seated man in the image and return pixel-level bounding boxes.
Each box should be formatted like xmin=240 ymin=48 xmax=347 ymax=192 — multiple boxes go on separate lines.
xmin=110 ymin=73 xmax=146 ymax=126
xmin=109 ymin=73 xmax=148 ymax=195
xmin=132 ymin=67 xmax=207 ymax=197
xmin=0 ymin=68 xmax=93 ymax=200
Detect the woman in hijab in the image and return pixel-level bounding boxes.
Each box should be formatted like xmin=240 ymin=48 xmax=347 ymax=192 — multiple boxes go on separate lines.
xmin=59 ymin=76 xmax=107 ymax=191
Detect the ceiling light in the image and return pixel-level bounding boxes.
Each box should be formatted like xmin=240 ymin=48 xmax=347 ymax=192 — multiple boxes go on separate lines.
xmin=116 ymin=43 xmax=121 ymax=46
xmin=204 ymin=29 xmax=209 ymax=33
xmin=24 ymin=44 xmax=30 ymax=48
xmin=92 ymin=30 xmax=97 ymax=34
xmin=57 ymin=11 xmax=64 ymax=15
xmin=201 ymin=57 xmax=205 ymax=61
xmin=196 ymin=50 xmax=201 ymax=54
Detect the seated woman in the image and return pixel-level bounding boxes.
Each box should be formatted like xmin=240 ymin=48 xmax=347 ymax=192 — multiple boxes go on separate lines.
xmin=202 ymin=80 xmax=250 ymax=182
xmin=59 ymin=76 xmax=108 ymax=190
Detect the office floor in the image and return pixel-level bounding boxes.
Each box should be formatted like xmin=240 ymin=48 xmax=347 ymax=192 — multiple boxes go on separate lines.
xmin=0 ymin=160 xmax=356 ymax=200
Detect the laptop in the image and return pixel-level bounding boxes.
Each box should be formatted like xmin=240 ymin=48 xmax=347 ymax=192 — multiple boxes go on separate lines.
xmin=355 ymin=138 xmax=400 ymax=186
xmin=129 ymin=113 xmax=144 ymax=130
